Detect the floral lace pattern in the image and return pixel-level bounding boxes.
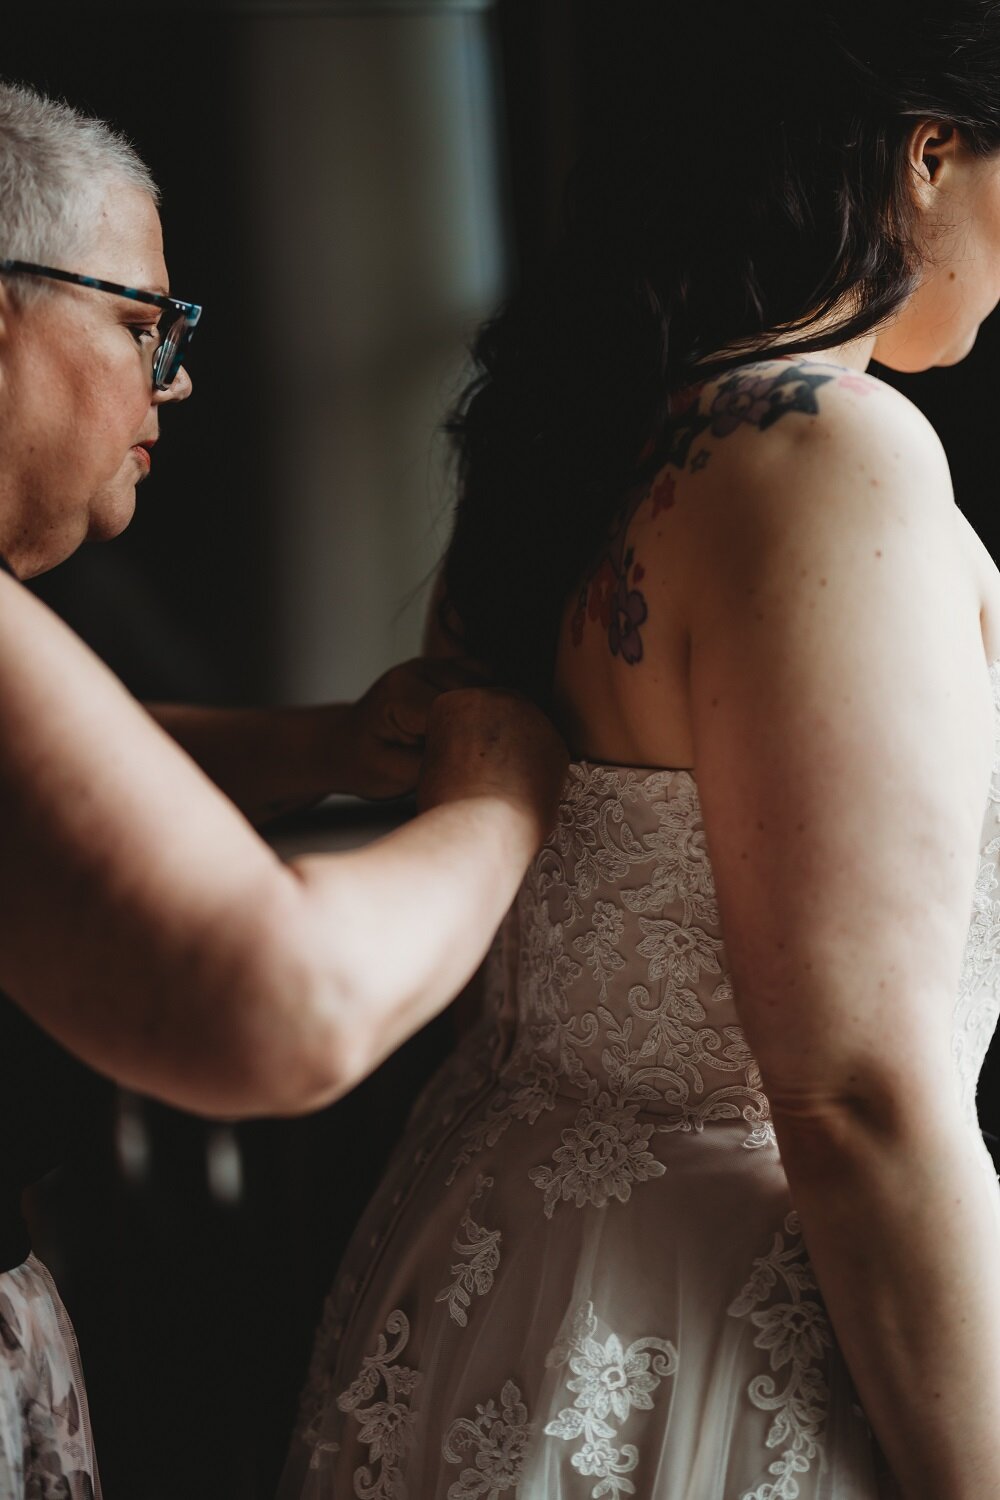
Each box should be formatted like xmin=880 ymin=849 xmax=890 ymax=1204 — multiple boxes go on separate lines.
xmin=529 ymin=1093 xmax=666 ymax=1217
xmin=451 ymin=765 xmax=775 ymax=1196
xmin=544 ymin=1302 xmax=678 ymax=1498
xmin=727 ymin=1212 xmax=832 ymax=1500
xmin=336 ymin=1311 xmax=421 ymax=1499
xmin=435 ymin=1175 xmax=502 ymax=1327
xmin=442 ymin=1380 xmax=534 ymax=1499
xmin=289 ymin=676 xmax=1000 ymax=1498
xmin=954 ymin=661 xmax=1000 ymax=1130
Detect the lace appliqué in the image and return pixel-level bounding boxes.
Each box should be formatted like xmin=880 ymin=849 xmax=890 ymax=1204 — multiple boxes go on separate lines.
xmin=448 ymin=766 xmax=777 ymax=1194
xmin=442 ymin=1379 xmax=534 ymax=1499
xmin=727 ymin=1212 xmax=831 ymax=1500
xmin=446 ymin=1054 xmax=560 ymax=1186
xmin=544 ymin=1301 xmax=678 ymax=1498
xmin=336 ymin=1310 xmax=421 ymax=1499
xmin=435 ymin=1174 xmax=502 ymax=1326
xmin=529 ymin=1092 xmax=666 ymax=1217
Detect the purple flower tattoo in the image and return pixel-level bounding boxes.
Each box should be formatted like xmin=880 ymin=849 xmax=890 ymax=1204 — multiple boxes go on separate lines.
xmin=571 ymin=363 xmax=837 ymax=668
xmin=709 ymin=365 xmax=833 ymax=436
xmin=609 ymin=551 xmax=648 ymax=663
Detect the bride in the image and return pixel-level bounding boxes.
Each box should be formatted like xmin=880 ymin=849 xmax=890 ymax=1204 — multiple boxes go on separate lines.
xmin=280 ymin=5 xmax=1000 ymax=1496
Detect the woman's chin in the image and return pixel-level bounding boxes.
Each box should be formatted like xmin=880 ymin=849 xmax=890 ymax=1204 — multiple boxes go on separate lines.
xmin=84 ymin=449 xmax=151 ymax=542
xmin=934 ymin=327 xmax=980 ymax=367
xmin=875 ymin=325 xmax=979 ymax=373
xmin=87 ymin=486 xmax=138 ymax=542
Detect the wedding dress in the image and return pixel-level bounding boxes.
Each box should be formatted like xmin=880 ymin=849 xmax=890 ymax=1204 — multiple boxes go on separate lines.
xmin=279 ymin=664 xmax=1000 ymax=1500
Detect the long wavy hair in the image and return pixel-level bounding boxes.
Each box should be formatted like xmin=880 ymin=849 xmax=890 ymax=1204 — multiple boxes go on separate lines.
xmin=442 ymin=0 xmax=1000 ymax=702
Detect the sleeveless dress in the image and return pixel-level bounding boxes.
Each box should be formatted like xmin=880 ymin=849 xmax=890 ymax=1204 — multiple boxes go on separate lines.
xmin=279 ymin=663 xmax=1000 ymax=1500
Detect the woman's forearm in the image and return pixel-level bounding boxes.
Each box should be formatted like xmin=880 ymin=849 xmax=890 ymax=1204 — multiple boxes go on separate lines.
xmin=35 ymin=791 xmax=538 ymax=1123
xmin=283 ymin=793 xmax=536 ymax=1105
xmin=775 ymin=1101 xmax=1000 ymax=1500
xmin=148 ymin=702 xmax=353 ymax=823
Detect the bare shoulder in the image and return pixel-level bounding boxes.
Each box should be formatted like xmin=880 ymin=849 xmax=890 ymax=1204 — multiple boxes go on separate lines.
xmin=628 ymin=360 xmax=957 ymax=606
xmin=555 ymin=358 xmax=980 ymax=772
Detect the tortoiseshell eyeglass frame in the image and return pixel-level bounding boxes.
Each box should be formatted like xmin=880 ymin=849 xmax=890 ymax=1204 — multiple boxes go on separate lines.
xmin=0 ymin=258 xmax=202 ymax=391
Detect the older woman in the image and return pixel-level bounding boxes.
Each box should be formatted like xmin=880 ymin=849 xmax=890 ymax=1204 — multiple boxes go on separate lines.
xmin=0 ymin=81 xmax=565 ymax=1499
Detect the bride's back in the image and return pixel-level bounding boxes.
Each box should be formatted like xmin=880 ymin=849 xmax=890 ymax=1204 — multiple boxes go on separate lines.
xmin=552 ymin=357 xmax=1000 ymax=771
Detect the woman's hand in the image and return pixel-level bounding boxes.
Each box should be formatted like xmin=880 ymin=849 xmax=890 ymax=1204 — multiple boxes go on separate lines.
xmin=149 ymin=656 xmax=495 ymax=821
xmin=418 ymin=687 xmax=568 ymax=854
xmin=340 ymin=657 xmax=493 ymax=801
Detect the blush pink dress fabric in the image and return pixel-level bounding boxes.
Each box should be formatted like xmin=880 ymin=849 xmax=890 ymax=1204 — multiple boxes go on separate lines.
xmin=279 ymin=664 xmax=1000 ymax=1500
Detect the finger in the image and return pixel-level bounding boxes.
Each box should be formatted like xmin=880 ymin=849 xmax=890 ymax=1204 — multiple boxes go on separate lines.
xmin=367 ymin=746 xmax=424 ymax=799
xmin=380 ymin=662 xmax=495 ymax=742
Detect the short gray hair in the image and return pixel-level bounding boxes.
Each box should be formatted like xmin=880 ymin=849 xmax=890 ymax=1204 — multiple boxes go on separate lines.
xmin=0 ymin=79 xmax=159 ymax=299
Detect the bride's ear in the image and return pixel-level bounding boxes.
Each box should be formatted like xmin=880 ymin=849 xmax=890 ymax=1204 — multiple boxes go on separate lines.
xmin=907 ymin=119 xmax=959 ymax=205
xmin=423 ymin=569 xmax=470 ymax=660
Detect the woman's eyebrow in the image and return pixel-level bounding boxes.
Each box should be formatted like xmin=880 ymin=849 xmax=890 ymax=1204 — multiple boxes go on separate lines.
xmin=114 ymin=285 xmax=169 ymax=308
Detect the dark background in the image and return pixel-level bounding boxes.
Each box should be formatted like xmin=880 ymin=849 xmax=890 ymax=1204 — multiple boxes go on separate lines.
xmin=5 ymin=4 xmax=1000 ymax=1497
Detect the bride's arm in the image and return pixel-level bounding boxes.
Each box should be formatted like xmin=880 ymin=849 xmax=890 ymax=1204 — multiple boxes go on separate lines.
xmin=669 ymin=379 xmax=1000 ymax=1500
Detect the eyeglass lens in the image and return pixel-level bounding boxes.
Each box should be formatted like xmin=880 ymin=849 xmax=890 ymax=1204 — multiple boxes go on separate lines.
xmin=152 ymin=312 xmax=188 ymax=390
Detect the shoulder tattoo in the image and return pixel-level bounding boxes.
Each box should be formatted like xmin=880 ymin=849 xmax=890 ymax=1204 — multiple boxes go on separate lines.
xmin=570 ymin=363 xmax=843 ymax=663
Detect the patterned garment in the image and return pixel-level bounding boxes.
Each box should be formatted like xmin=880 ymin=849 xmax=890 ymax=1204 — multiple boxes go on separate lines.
xmin=0 ymin=1256 xmax=101 ymax=1500
xmin=279 ymin=665 xmax=1000 ymax=1500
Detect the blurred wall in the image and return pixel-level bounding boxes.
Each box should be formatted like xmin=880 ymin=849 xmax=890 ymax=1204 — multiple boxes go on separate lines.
xmin=238 ymin=2 xmax=505 ymax=700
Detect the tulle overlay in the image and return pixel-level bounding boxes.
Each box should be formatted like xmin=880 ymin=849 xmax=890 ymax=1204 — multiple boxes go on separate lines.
xmin=281 ymin=666 xmax=1000 ymax=1500
xmin=0 ymin=1256 xmax=101 ymax=1500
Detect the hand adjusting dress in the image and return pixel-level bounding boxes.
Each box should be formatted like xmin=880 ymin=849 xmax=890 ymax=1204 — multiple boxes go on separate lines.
xmin=280 ymin=666 xmax=1000 ymax=1500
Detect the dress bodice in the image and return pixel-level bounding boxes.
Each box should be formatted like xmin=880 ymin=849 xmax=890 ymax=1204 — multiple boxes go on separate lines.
xmin=490 ymin=662 xmax=1000 ymax=1155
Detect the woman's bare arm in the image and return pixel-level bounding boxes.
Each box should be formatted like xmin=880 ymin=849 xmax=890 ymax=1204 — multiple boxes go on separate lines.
xmin=667 ymin=377 xmax=1000 ymax=1499
xmin=0 ymin=579 xmax=565 ymax=1119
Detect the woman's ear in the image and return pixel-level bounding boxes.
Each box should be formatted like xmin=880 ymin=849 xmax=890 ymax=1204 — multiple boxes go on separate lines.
xmin=908 ymin=119 xmax=958 ymax=200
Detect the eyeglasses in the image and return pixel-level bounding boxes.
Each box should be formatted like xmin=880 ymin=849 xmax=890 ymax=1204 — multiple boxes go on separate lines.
xmin=0 ymin=258 xmax=202 ymax=391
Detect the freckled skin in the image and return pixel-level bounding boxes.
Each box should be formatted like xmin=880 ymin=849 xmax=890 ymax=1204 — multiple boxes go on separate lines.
xmin=570 ymin=362 xmax=848 ymax=664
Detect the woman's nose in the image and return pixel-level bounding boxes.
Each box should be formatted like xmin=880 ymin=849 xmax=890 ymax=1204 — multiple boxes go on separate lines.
xmin=152 ymin=364 xmax=194 ymax=405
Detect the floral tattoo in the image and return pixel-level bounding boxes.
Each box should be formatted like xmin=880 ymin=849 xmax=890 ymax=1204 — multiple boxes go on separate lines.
xmin=571 ymin=541 xmax=649 ymax=663
xmin=571 ymin=362 xmax=839 ymax=662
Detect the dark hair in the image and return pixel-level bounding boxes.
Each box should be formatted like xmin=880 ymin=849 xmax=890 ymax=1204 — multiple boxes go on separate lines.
xmin=442 ymin=0 xmax=1000 ymax=702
